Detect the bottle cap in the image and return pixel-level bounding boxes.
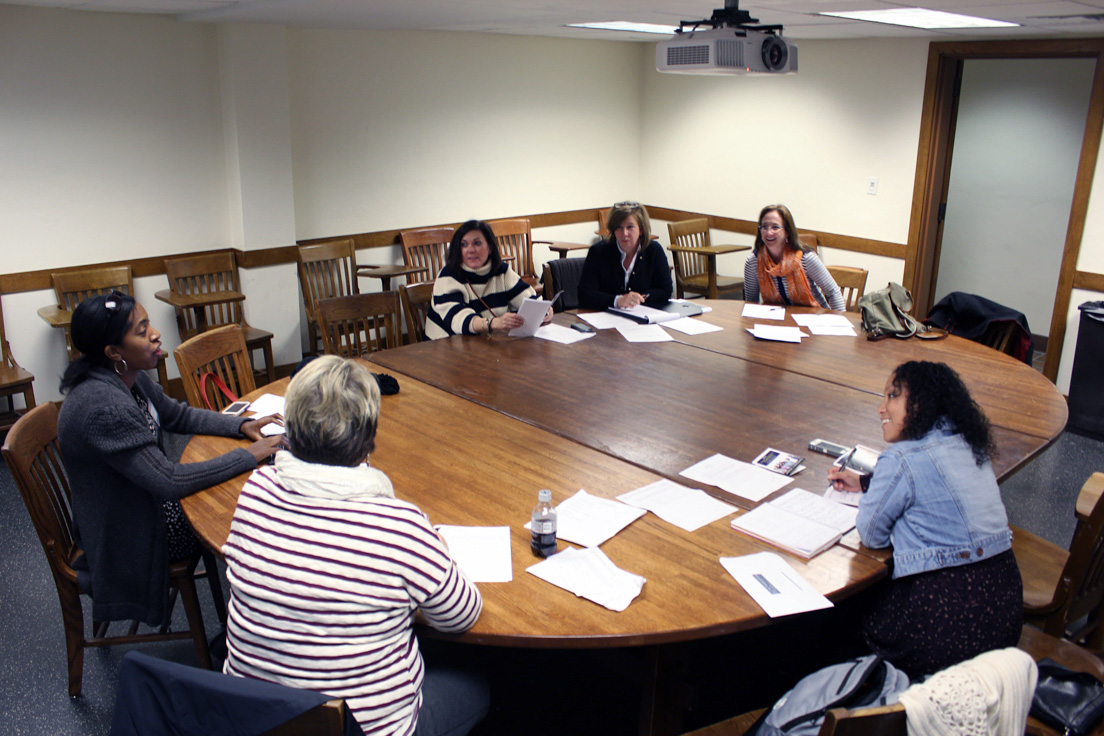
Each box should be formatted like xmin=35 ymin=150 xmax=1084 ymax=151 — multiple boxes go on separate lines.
xmin=538 ymin=489 xmax=552 ymax=503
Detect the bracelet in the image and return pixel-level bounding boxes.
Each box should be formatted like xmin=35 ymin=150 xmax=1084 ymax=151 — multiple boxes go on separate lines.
xmin=486 ymin=316 xmax=494 ymax=335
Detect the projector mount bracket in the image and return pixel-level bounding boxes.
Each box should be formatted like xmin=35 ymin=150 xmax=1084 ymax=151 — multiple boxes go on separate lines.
xmin=675 ymin=0 xmax=783 ymax=36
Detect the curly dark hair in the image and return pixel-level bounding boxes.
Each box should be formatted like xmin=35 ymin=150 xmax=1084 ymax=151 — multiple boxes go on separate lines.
xmin=892 ymin=360 xmax=995 ymax=466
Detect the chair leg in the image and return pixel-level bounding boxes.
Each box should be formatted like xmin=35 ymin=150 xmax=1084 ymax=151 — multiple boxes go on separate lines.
xmin=56 ymin=581 xmax=86 ymax=697
xmin=201 ymin=549 xmax=227 ymax=624
xmin=261 ymin=339 xmax=275 ymax=384
xmin=174 ymin=571 xmax=212 ymax=670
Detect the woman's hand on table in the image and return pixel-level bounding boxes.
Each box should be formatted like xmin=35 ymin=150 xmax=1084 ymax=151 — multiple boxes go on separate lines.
xmin=542 ymin=307 xmax=554 ymax=325
xmin=246 ymin=435 xmax=286 ymax=465
xmin=496 ymin=313 xmax=525 ymax=330
xmin=828 ymin=466 xmax=863 ymax=493
xmin=616 ymin=291 xmax=646 ymax=309
xmin=240 ymin=414 xmax=283 ymax=441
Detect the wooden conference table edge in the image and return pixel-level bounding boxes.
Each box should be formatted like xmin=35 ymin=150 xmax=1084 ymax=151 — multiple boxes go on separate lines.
xmin=180 ymin=370 xmax=887 ymax=649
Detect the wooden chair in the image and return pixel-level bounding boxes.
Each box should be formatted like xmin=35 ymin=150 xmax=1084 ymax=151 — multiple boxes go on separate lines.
xmin=297 ymin=239 xmax=360 ymax=354
xmin=50 ymin=266 xmax=170 ymax=388
xmin=1014 ymin=472 xmax=1104 ymax=647
xmin=542 ymin=257 xmax=586 ymax=312
xmin=399 ymin=226 xmax=454 ymax=285
xmin=487 ymin=217 xmax=544 ymax=293
xmin=174 ymin=325 xmax=256 ymax=412
xmin=266 ymin=700 xmax=349 ymax=736
xmin=979 ymin=321 xmax=1020 ymax=356
xmin=399 ymin=282 xmax=435 ymax=344
xmin=316 ymin=292 xmax=402 ymax=358
xmin=2 ymin=403 xmax=215 ymax=696
xmin=681 ymin=703 xmax=906 ymax=735
xmin=827 ymin=266 xmax=869 ymax=311
xmin=0 ymin=296 xmax=36 ymax=434
xmin=162 ymin=252 xmax=275 ymax=385
xmin=597 ymin=207 xmax=610 ymax=238
xmin=667 ymin=218 xmax=744 ymax=300
xmin=798 ymin=231 xmax=820 ymax=254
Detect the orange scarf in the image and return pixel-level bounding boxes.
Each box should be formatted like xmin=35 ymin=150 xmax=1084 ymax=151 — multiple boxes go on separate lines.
xmin=757 ymin=249 xmax=818 ymax=308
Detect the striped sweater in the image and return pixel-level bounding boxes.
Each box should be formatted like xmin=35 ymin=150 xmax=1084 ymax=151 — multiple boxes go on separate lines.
xmin=425 ymin=260 xmax=534 ymax=339
xmin=742 ymin=250 xmax=846 ymax=311
xmin=222 ymin=454 xmax=482 ymax=736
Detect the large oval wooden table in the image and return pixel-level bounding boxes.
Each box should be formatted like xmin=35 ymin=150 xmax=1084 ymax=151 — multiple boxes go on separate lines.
xmin=181 ymin=300 xmax=1066 ymax=734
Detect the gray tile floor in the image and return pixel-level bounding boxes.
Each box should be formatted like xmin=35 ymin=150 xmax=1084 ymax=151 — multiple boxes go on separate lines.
xmin=2 ymin=428 xmax=1103 ymax=735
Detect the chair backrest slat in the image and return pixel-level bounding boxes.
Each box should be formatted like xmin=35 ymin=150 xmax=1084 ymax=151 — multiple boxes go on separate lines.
xmin=668 ymin=218 xmax=712 ymax=282
xmin=826 ymin=266 xmax=869 ymax=312
xmin=487 ymin=218 xmax=536 ymax=280
xmin=317 ymin=292 xmax=402 ymax=358
xmin=400 ymin=227 xmax=453 ymax=284
xmin=174 ymin=325 xmax=256 ymax=411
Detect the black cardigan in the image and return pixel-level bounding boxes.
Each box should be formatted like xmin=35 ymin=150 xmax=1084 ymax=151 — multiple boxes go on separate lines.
xmin=577 ymin=239 xmax=673 ymax=310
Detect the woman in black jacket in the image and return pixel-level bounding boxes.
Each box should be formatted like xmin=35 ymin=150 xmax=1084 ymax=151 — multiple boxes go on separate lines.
xmin=578 ymin=201 xmax=673 ymax=310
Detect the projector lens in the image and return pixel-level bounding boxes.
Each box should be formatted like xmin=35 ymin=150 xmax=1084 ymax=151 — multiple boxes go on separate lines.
xmin=761 ymin=37 xmax=788 ymax=71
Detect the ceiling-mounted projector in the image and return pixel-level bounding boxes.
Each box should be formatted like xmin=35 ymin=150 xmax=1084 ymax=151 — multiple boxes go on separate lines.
xmin=656 ymin=0 xmax=797 ymax=75
xmin=657 ymin=28 xmax=797 ymax=75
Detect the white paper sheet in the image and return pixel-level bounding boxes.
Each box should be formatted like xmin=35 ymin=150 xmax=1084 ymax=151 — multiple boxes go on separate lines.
xmin=679 ymin=453 xmax=793 ymax=502
xmin=823 ymin=485 xmax=861 ymax=507
xmin=747 ymin=324 xmax=807 ymax=343
xmin=533 ymin=323 xmax=595 ymax=344
xmin=524 ymin=489 xmax=646 ymax=548
xmin=436 ymin=525 xmax=513 ymax=583
xmin=617 ymin=479 xmax=737 ymax=532
xmin=771 ymin=489 xmax=858 ymax=533
xmin=508 ymin=295 xmax=557 ymax=337
xmin=741 ymin=304 xmax=786 ymax=320
xmin=246 ymin=394 xmax=286 ymax=435
xmin=720 ymin=552 xmax=833 ymax=618
xmin=663 ymin=317 xmax=723 ymax=335
xmin=791 ymin=314 xmax=858 ymax=337
xmin=616 ymin=323 xmax=674 ymax=342
xmin=608 ymin=304 xmax=681 ymax=324
xmin=527 ymin=546 xmax=645 ymax=612
xmin=578 ymin=311 xmax=636 ymax=329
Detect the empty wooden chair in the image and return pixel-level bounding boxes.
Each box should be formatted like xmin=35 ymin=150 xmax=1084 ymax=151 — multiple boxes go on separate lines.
xmin=297 ymin=239 xmax=360 ymax=354
xmin=597 ymin=207 xmax=610 ymax=238
xmin=487 ymin=217 xmax=544 ymax=293
xmin=1014 ymin=472 xmax=1104 ymax=648
xmin=49 ymin=266 xmax=170 ymax=388
xmin=316 ymin=292 xmax=402 ymax=358
xmin=0 ymin=296 xmax=36 ymax=434
xmin=399 ymin=226 xmax=454 ymax=284
xmin=542 ymin=257 xmax=586 ymax=312
xmin=399 ymin=282 xmax=435 ymax=344
xmin=2 ymin=403 xmax=214 ymax=696
xmin=174 ymin=324 xmax=256 ymax=412
xmin=827 ymin=266 xmax=869 ymax=311
xmin=667 ymin=218 xmax=745 ymax=300
xmin=161 ymin=252 xmax=275 ymax=384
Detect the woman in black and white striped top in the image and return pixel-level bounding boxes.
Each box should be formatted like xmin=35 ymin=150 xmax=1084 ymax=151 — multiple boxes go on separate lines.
xmin=222 ymin=356 xmax=487 ymax=736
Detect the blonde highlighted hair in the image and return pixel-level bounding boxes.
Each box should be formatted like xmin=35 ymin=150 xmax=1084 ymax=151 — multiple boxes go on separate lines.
xmin=285 ymin=355 xmax=381 ymax=467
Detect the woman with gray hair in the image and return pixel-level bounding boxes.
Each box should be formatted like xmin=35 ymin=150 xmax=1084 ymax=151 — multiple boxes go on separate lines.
xmin=222 ymin=356 xmax=488 ymax=736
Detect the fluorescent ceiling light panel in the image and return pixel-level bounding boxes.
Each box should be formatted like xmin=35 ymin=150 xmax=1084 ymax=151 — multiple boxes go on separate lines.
xmin=820 ymin=8 xmax=1018 ymax=29
xmin=568 ymin=21 xmax=679 ymax=35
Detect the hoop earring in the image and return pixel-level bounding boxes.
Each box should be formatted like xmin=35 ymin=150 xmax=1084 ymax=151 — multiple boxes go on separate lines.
xmin=114 ymin=358 xmax=129 ymax=376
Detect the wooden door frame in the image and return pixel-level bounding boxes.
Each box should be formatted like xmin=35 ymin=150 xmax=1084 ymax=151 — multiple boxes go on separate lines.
xmin=905 ymin=39 xmax=1104 ymax=383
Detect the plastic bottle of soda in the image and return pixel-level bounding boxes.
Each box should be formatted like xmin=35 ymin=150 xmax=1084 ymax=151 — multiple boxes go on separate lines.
xmin=530 ymin=489 xmax=557 ymax=557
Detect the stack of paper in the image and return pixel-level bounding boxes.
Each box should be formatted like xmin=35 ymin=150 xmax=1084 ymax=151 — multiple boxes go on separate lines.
xmin=792 ymin=314 xmax=858 ymax=336
xmin=720 ymin=552 xmax=833 ymax=618
xmin=524 ymin=490 xmax=646 ymax=548
xmin=534 ymin=323 xmax=595 ymax=344
xmin=527 ymin=547 xmax=645 ymax=612
xmin=435 ymin=525 xmax=513 ymax=583
xmin=679 ymin=453 xmax=794 ymax=502
xmin=747 ymin=324 xmax=807 ymax=343
xmin=617 ymin=479 xmax=737 ymax=532
xmin=742 ymin=304 xmax=785 ymax=320
xmin=248 ymin=394 xmax=287 ymax=435
xmin=730 ymin=488 xmax=859 ymax=559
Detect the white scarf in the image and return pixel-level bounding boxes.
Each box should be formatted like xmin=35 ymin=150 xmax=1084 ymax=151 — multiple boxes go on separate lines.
xmin=273 ymin=452 xmax=395 ymax=501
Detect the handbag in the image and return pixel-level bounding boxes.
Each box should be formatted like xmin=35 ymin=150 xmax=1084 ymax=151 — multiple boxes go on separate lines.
xmin=1030 ymin=658 xmax=1104 ymax=736
xmin=198 ymin=372 xmax=238 ymax=411
xmin=857 ymin=282 xmax=937 ymax=341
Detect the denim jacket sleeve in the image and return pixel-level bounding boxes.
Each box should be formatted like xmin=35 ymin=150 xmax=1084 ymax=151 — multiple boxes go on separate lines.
xmin=856 ymin=451 xmax=911 ymax=549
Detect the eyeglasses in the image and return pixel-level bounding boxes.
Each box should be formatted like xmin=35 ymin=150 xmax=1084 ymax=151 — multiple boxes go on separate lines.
xmin=614 ymin=201 xmax=641 ymax=208
xmin=759 ymin=224 xmax=784 ymax=233
xmin=103 ymin=290 xmax=126 ymax=313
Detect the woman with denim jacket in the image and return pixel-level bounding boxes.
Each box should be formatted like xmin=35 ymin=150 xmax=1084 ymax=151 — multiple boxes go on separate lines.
xmin=828 ymin=360 xmax=1022 ymax=677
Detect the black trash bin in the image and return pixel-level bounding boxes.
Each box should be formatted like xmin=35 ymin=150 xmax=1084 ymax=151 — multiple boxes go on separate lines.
xmin=1067 ymin=301 xmax=1104 ymax=440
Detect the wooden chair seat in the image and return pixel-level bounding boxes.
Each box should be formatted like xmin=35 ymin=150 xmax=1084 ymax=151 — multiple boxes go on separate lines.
xmin=1013 ymin=472 xmax=1104 ymax=647
xmin=2 ymin=403 xmax=218 ymax=696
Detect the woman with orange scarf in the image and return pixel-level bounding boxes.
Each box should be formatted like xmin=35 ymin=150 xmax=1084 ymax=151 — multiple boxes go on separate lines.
xmin=742 ymin=204 xmax=845 ymax=311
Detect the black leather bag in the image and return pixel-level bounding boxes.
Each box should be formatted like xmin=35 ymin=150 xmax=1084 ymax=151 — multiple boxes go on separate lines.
xmin=1030 ymin=658 xmax=1104 ymax=736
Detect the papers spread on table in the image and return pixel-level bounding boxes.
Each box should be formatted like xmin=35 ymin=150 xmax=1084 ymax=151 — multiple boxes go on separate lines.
xmin=823 ymin=485 xmax=861 ymax=507
xmin=435 ymin=525 xmax=513 ymax=583
xmin=616 ymin=323 xmax=674 ymax=343
xmin=791 ymin=313 xmax=858 ymax=337
xmin=507 ymin=293 xmax=560 ymax=338
xmin=608 ymin=304 xmax=681 ymax=324
xmin=617 ymin=479 xmax=738 ymax=532
xmin=679 ymin=453 xmax=794 ymax=502
xmin=523 ymin=489 xmax=646 ymax=548
xmin=730 ymin=488 xmax=859 ymax=559
xmin=533 ymin=323 xmax=595 ymax=344
xmin=742 ymin=304 xmax=785 ymax=320
xmin=747 ymin=324 xmax=808 ymax=343
xmin=247 ymin=394 xmax=286 ymax=435
xmin=578 ymin=311 xmax=636 ymax=330
xmin=720 ymin=552 xmax=833 ymax=618
xmin=663 ymin=317 xmax=722 ymax=335
xmin=527 ymin=546 xmax=645 ymax=612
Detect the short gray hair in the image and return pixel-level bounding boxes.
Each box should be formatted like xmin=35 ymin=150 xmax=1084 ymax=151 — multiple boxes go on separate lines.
xmin=284 ymin=356 xmax=380 ymax=467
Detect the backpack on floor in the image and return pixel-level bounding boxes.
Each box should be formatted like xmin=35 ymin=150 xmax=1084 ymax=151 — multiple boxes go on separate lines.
xmin=753 ymin=655 xmax=910 ymax=736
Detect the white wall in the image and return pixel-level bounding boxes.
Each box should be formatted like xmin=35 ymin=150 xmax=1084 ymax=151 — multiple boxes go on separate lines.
xmin=937 ymin=58 xmax=1095 ymax=336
